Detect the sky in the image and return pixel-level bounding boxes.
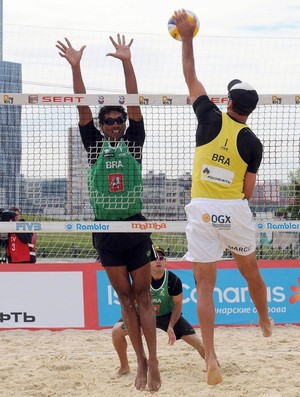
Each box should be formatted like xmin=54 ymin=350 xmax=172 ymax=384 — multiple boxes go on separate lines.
xmin=2 ymin=0 xmax=300 ymax=94
xmin=4 ymin=0 xmax=300 ymax=38
xmin=1 ymin=0 xmax=300 ymax=181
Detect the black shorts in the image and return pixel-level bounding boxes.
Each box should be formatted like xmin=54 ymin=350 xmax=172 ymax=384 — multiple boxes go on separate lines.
xmin=156 ymin=313 xmax=196 ymax=340
xmin=118 ymin=313 xmax=196 ymax=340
xmin=93 ymin=214 xmax=155 ymax=272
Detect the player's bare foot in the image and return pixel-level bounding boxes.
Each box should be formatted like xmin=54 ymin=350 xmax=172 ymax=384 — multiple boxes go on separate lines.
xmin=116 ymin=364 xmax=130 ymax=377
xmin=147 ymin=358 xmax=161 ymax=392
xmin=259 ymin=317 xmax=274 ymax=337
xmin=207 ymin=363 xmax=223 ymax=385
xmin=134 ymin=358 xmax=147 ymax=391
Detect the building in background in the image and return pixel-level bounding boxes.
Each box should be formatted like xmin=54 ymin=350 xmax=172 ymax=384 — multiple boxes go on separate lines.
xmin=24 ymin=178 xmax=68 ymax=217
xmin=67 ymin=125 xmax=93 ymax=220
xmin=143 ymin=171 xmax=191 ymax=220
xmin=0 ymin=0 xmax=22 ymax=208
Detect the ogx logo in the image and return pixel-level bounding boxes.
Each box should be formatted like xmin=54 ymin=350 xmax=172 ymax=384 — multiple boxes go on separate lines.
xmin=202 ymin=213 xmax=210 ymax=222
xmin=202 ymin=214 xmax=231 ymax=224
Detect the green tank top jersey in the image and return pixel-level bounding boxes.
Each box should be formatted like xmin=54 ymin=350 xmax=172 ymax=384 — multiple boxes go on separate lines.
xmin=88 ymin=139 xmax=143 ymax=220
xmin=150 ymin=270 xmax=174 ymax=316
xmin=192 ymin=112 xmax=248 ymax=199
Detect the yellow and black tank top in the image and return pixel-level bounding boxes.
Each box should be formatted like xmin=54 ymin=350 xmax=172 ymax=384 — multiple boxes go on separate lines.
xmin=192 ymin=112 xmax=248 ymax=199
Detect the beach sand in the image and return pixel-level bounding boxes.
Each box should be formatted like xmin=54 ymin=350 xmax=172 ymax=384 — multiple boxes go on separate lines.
xmin=0 ymin=325 xmax=299 ymax=397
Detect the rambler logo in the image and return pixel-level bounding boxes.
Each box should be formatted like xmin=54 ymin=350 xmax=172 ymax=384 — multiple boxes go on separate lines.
xmin=75 ymin=223 xmax=110 ymax=231
xmin=131 ymin=222 xmax=167 ymax=230
xmin=267 ymin=222 xmax=300 ymax=230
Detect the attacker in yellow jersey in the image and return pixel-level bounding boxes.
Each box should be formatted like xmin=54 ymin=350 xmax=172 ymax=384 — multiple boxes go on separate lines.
xmin=173 ymin=9 xmax=273 ymax=386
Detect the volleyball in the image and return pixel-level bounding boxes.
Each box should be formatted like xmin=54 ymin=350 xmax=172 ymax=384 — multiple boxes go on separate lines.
xmin=168 ymin=10 xmax=200 ymax=41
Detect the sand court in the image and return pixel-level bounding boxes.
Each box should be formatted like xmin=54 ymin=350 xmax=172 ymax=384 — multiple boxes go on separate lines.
xmin=0 ymin=325 xmax=299 ymax=397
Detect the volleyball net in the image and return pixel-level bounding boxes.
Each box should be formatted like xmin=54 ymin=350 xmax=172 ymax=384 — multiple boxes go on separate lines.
xmin=0 ymin=93 xmax=299 ymax=261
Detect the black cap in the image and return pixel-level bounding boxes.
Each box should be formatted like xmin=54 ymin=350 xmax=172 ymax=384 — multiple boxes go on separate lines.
xmin=155 ymin=246 xmax=166 ymax=257
xmin=0 ymin=210 xmax=16 ymax=221
xmin=227 ymin=79 xmax=259 ymax=113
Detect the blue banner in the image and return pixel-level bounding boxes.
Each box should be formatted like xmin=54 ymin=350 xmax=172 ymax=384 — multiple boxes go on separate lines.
xmin=96 ymin=268 xmax=300 ymax=327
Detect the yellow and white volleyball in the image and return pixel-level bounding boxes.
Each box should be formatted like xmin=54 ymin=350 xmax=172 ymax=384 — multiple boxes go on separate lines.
xmin=168 ymin=10 xmax=200 ymax=41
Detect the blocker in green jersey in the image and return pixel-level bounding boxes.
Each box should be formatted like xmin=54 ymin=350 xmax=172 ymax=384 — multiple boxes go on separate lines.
xmin=56 ymin=34 xmax=161 ymax=392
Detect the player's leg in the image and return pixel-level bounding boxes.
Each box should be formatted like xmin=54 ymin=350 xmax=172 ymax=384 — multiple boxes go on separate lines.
xmin=170 ymin=314 xmax=205 ymax=359
xmin=105 ymin=265 xmax=148 ymax=391
xmin=96 ymin=231 xmax=153 ymax=391
xmin=112 ymin=321 xmax=130 ymax=375
xmin=223 ymin=199 xmax=273 ymax=337
xmin=180 ymin=325 xmax=205 ymax=360
xmin=233 ymin=251 xmax=273 ymax=337
xmin=182 ymin=333 xmax=205 ymax=359
xmin=131 ymin=263 xmax=161 ymax=392
xmin=193 ymin=262 xmax=222 ymax=385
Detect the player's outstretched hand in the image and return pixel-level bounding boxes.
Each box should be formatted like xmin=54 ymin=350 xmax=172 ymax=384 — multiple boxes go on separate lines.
xmin=56 ymin=38 xmax=86 ymax=67
xmin=107 ymin=33 xmax=133 ymax=62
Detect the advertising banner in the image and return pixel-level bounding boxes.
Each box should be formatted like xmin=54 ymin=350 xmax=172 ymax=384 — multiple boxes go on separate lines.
xmin=1 ymin=261 xmax=298 ymax=330
xmin=97 ymin=267 xmax=300 ymax=327
xmin=0 ymin=271 xmax=84 ymax=328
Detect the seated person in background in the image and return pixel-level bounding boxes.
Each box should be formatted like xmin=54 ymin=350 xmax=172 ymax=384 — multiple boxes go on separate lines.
xmin=112 ymin=246 xmax=205 ymax=376
xmin=6 ymin=207 xmax=37 ymax=263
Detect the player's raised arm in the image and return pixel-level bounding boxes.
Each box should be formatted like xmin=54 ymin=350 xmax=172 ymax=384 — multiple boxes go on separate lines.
xmin=173 ymin=10 xmax=207 ymax=104
xmin=56 ymin=37 xmax=92 ymax=126
xmin=107 ymin=34 xmax=142 ymax=121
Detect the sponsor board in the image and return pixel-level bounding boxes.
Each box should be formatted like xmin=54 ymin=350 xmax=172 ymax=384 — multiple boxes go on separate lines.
xmin=97 ymin=267 xmax=300 ymax=326
xmin=0 ymin=272 xmax=84 ymax=328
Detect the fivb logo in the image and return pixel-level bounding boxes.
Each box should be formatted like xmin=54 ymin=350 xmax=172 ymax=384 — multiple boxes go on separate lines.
xmin=16 ymin=222 xmax=42 ymax=232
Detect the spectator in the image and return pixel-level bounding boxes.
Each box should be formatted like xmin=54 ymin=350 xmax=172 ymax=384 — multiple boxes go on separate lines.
xmin=6 ymin=207 xmax=37 ymax=263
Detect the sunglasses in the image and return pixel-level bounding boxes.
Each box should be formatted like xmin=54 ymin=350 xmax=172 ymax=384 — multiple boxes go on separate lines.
xmin=103 ymin=117 xmax=125 ymax=126
xmin=157 ymin=256 xmax=166 ymax=261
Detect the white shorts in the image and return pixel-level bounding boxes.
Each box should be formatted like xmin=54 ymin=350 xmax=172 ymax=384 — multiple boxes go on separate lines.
xmin=185 ymin=198 xmax=256 ymax=262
